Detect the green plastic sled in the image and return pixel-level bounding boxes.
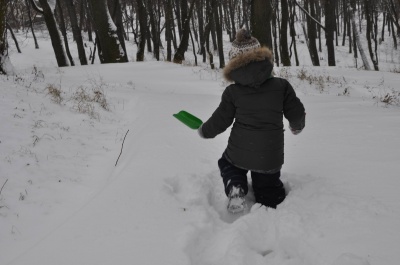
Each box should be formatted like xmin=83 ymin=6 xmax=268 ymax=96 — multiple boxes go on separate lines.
xmin=173 ymin=110 xmax=203 ymax=129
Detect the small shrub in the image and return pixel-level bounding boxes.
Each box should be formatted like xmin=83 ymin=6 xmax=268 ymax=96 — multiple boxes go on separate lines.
xmin=32 ymin=65 xmax=45 ymax=82
xmin=296 ymin=68 xmax=308 ymax=81
xmin=338 ymin=87 xmax=350 ymax=96
xmin=295 ymin=68 xmax=341 ymax=93
xmin=92 ymin=90 xmax=109 ymax=111
xmin=71 ymin=86 xmax=109 ymax=119
xmin=46 ymin=84 xmax=63 ymax=104
xmin=380 ymin=89 xmax=400 ymax=106
xmin=73 ymin=100 xmax=99 ymax=120
xmin=296 ymin=68 xmax=326 ymax=92
xmin=71 ymin=87 xmax=98 ymax=119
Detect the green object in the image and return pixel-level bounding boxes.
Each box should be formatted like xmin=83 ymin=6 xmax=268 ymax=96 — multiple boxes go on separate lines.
xmin=173 ymin=110 xmax=203 ymax=129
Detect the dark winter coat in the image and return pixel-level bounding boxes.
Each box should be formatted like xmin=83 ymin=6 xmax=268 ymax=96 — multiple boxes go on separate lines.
xmin=201 ymin=47 xmax=305 ymax=171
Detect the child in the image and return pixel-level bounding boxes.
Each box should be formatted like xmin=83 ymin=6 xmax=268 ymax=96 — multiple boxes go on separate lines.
xmin=198 ymin=29 xmax=305 ymax=213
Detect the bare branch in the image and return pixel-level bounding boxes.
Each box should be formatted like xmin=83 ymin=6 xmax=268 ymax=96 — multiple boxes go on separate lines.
xmin=0 ymin=179 xmax=8 ymax=195
xmin=115 ymin=130 xmax=130 ymax=167
xmin=294 ymin=0 xmax=325 ymax=31
xmin=29 ymin=0 xmax=43 ymax=14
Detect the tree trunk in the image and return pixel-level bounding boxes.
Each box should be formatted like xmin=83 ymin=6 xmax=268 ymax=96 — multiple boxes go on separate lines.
xmin=350 ymin=7 xmax=371 ymax=70
xmin=189 ymin=28 xmax=198 ymax=66
xmin=63 ymin=0 xmax=88 ymax=65
xmin=365 ymin=0 xmax=379 ymax=70
xmin=6 ymin=22 xmax=21 ymax=53
xmin=56 ymin=0 xmax=75 ymax=66
xmin=196 ymin=0 xmax=206 ymax=63
xmin=280 ymin=0 xmax=291 ymax=66
xmin=210 ymin=12 xmax=217 ymax=51
xmin=135 ymin=0 xmax=147 ymax=61
xmin=306 ymin=0 xmax=320 ymax=66
xmin=289 ymin=0 xmax=299 ymax=66
xmin=191 ymin=11 xmax=199 ymax=48
xmin=0 ymin=0 xmax=9 ymax=74
xmin=204 ymin=0 xmax=214 ymax=69
xmin=348 ymin=7 xmax=352 ymax=54
xmin=173 ymin=0 xmax=195 ymax=64
xmin=83 ymin=0 xmax=93 ymax=42
xmin=251 ymin=0 xmax=272 ymax=49
xmin=342 ymin=2 xmax=347 ymax=46
xmin=213 ymin=0 xmax=224 ymax=68
xmin=388 ymin=0 xmax=400 ymax=37
xmin=175 ymin=0 xmax=182 ymax=38
xmin=25 ymin=0 xmax=39 ymax=49
xmin=87 ymin=0 xmax=127 ymax=63
xmin=381 ymin=12 xmax=385 ymax=42
xmin=165 ymin=0 xmax=173 ymax=61
xmin=272 ymin=3 xmax=279 ymax=66
xmin=110 ymin=0 xmax=128 ymax=62
xmin=37 ymin=0 xmax=70 ymax=67
xmin=325 ymin=0 xmax=336 ymax=66
xmin=148 ymin=1 xmax=160 ymax=60
xmin=390 ymin=16 xmax=398 ymax=50
xmin=146 ymin=25 xmax=152 ymax=52
xmin=315 ymin=1 xmax=322 ymax=52
xmin=242 ymin=0 xmax=250 ymax=30
xmin=228 ymin=0 xmax=236 ymax=41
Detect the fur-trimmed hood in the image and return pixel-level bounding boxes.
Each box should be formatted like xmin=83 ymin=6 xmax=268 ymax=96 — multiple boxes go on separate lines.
xmin=223 ymin=47 xmax=274 ymax=87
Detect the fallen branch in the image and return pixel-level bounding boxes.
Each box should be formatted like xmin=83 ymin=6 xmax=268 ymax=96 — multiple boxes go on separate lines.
xmin=0 ymin=179 xmax=8 ymax=195
xmin=115 ymin=130 xmax=129 ymax=167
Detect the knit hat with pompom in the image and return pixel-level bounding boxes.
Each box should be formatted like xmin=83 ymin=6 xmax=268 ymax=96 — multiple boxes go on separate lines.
xmin=228 ymin=29 xmax=261 ymax=60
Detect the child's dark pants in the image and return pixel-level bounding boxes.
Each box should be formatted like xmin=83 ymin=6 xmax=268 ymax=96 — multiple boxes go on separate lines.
xmin=218 ymin=154 xmax=286 ymax=208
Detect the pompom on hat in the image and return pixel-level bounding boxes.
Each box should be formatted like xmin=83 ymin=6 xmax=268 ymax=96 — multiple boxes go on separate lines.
xmin=228 ymin=29 xmax=261 ymax=60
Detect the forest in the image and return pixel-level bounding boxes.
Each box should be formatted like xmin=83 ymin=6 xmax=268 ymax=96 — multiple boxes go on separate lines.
xmin=0 ymin=0 xmax=399 ymax=74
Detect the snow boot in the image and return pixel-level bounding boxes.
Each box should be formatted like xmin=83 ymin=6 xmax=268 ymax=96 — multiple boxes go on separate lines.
xmin=227 ymin=186 xmax=246 ymax=214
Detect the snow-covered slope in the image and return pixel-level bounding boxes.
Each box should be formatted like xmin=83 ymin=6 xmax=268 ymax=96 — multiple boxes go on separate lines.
xmin=1 ymin=34 xmax=400 ymax=265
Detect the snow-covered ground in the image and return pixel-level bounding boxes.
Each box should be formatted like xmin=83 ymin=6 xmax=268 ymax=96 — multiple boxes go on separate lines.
xmin=1 ymin=29 xmax=400 ymax=265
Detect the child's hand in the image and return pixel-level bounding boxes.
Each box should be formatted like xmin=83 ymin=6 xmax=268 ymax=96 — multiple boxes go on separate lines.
xmin=198 ymin=125 xmax=206 ymax=138
xmin=289 ymin=126 xmax=302 ymax=135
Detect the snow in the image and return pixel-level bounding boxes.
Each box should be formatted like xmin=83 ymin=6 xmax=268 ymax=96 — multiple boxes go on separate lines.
xmin=1 ymin=28 xmax=400 ymax=265
xmin=47 ymin=0 xmax=57 ymax=12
